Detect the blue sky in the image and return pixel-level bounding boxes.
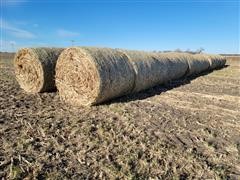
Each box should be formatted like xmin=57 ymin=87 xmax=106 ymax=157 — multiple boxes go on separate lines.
xmin=1 ymin=0 xmax=239 ymax=53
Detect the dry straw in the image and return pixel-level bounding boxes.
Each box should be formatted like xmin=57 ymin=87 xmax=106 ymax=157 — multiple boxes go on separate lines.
xmin=55 ymin=47 xmax=135 ymax=106
xmin=153 ymin=52 xmax=189 ymax=80
xmin=118 ymin=50 xmax=175 ymax=92
xmin=206 ymin=54 xmax=226 ymax=70
xmin=118 ymin=50 xmax=190 ymax=92
xmin=184 ymin=53 xmax=211 ymax=76
xmin=55 ymin=47 xmax=226 ymax=106
xmin=14 ymin=48 xmax=64 ymax=93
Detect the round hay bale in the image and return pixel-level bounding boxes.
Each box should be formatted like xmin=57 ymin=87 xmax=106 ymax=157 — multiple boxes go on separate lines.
xmin=118 ymin=50 xmax=171 ymax=92
xmin=55 ymin=47 xmax=135 ymax=106
xmin=185 ymin=53 xmax=211 ymax=76
xmin=153 ymin=52 xmax=189 ymax=81
xmin=14 ymin=48 xmax=64 ymax=93
xmin=218 ymin=55 xmax=227 ymax=67
xmin=207 ymin=54 xmax=226 ymax=70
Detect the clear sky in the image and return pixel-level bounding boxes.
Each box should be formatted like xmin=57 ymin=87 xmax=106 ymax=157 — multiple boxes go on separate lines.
xmin=1 ymin=0 xmax=239 ymax=53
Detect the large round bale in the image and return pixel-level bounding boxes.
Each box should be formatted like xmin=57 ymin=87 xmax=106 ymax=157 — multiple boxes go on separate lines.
xmin=185 ymin=53 xmax=211 ymax=76
xmin=218 ymin=55 xmax=227 ymax=67
xmin=118 ymin=50 xmax=170 ymax=92
xmin=14 ymin=48 xmax=64 ymax=93
xmin=207 ymin=54 xmax=226 ymax=70
xmin=153 ymin=52 xmax=189 ymax=81
xmin=55 ymin=47 xmax=135 ymax=106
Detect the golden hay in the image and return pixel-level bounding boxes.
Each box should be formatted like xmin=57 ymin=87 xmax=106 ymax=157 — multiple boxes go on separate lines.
xmin=56 ymin=48 xmax=190 ymax=106
xmin=185 ymin=53 xmax=211 ymax=76
xmin=118 ymin=50 xmax=185 ymax=92
xmin=153 ymin=52 xmax=189 ymax=80
xmin=55 ymin=47 xmax=135 ymax=106
xmin=218 ymin=55 xmax=227 ymax=67
xmin=207 ymin=54 xmax=226 ymax=70
xmin=56 ymin=47 xmax=226 ymax=106
xmin=14 ymin=48 xmax=64 ymax=93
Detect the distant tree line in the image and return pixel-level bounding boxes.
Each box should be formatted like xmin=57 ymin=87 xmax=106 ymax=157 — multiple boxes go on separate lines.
xmin=153 ymin=48 xmax=205 ymax=54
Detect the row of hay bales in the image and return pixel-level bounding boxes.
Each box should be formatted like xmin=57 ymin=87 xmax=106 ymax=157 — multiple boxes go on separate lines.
xmin=14 ymin=47 xmax=226 ymax=106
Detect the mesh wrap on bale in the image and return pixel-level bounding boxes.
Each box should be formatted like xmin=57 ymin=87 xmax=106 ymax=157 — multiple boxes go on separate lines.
xmin=14 ymin=48 xmax=64 ymax=93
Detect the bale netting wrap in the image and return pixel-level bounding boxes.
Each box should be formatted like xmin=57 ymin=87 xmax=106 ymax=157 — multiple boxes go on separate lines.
xmin=14 ymin=48 xmax=64 ymax=93
xmin=207 ymin=54 xmax=226 ymax=70
xmin=55 ymin=47 xmax=135 ymax=106
xmin=185 ymin=53 xmax=211 ymax=76
xmin=118 ymin=50 xmax=171 ymax=92
xmin=153 ymin=52 xmax=189 ymax=81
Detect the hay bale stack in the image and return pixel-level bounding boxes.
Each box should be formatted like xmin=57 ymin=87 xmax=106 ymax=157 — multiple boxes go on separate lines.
xmin=185 ymin=54 xmax=211 ymax=76
xmin=55 ymin=47 xmax=135 ymax=106
xmin=14 ymin=48 xmax=64 ymax=93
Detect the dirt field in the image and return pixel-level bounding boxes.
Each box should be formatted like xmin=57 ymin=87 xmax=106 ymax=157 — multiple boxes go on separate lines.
xmin=0 ymin=54 xmax=239 ymax=179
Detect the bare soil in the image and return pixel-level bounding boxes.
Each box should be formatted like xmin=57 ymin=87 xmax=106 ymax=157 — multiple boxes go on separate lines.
xmin=0 ymin=55 xmax=239 ymax=179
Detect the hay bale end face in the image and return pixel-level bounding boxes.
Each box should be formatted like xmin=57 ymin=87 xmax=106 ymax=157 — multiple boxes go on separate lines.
xmin=14 ymin=48 xmax=64 ymax=93
xmin=55 ymin=47 xmax=135 ymax=106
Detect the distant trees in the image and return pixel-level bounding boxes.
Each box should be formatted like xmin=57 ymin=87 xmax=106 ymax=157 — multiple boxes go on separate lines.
xmin=174 ymin=48 xmax=182 ymax=53
xmin=195 ymin=48 xmax=205 ymax=54
xmin=152 ymin=48 xmax=205 ymax=54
